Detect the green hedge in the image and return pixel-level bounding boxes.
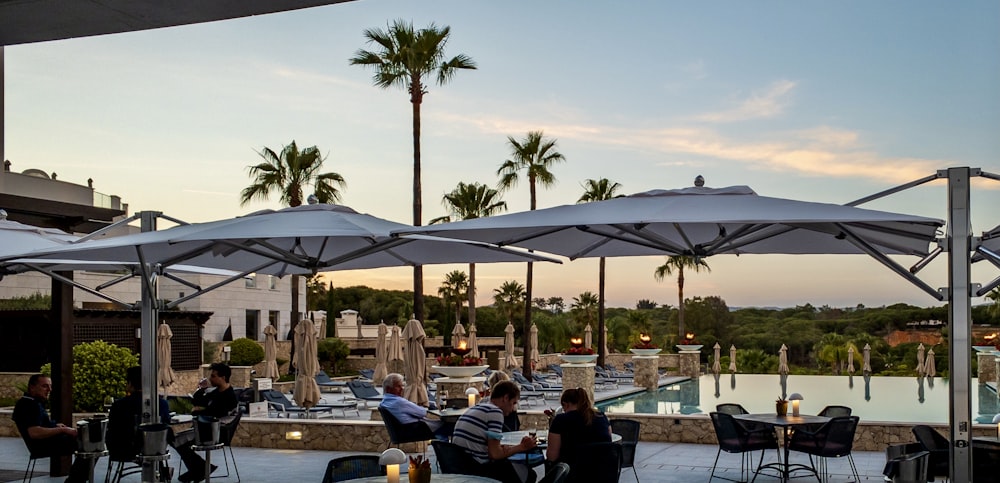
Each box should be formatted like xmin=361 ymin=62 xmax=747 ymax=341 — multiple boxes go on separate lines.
xmin=41 ymin=340 xmax=138 ymax=412
xmin=228 ymin=337 xmax=264 ymax=366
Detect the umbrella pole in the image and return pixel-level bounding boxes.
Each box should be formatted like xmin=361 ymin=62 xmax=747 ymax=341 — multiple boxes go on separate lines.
xmin=139 ymin=212 xmax=162 ymax=483
xmin=946 ymin=167 xmax=973 ymax=482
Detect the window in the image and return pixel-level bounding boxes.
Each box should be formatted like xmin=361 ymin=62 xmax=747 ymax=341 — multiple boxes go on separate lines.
xmin=245 ymin=274 xmax=257 ymax=289
xmin=268 ymin=311 xmax=280 ymax=328
xmin=246 ymin=310 xmax=260 ymax=340
xmin=268 ymin=275 xmax=278 ymax=290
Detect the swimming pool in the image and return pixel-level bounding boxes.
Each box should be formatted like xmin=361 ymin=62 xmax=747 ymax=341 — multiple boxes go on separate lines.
xmin=596 ymin=374 xmax=999 ymax=424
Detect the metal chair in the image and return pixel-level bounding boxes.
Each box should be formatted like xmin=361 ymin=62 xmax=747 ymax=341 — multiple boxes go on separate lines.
xmin=715 ymin=403 xmax=750 ymax=415
xmin=708 ymin=412 xmax=780 ymax=483
xmin=788 ymin=415 xmax=861 ymax=483
xmin=429 ymin=440 xmax=480 ymax=475
xmin=610 ymin=418 xmax=641 ymax=482
xmin=321 ymin=455 xmax=385 ymax=483
xmin=912 ymin=425 xmax=950 ymax=480
xmin=377 ymin=406 xmax=433 ymax=451
xmin=817 ymin=405 xmax=852 ymax=418
xmin=539 ymin=462 xmax=570 ymax=483
xmin=215 ymin=410 xmax=242 ymax=482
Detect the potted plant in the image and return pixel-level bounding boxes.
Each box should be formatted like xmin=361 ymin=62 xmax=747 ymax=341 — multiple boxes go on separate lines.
xmin=562 ymin=337 xmax=598 ymax=363
xmin=675 ymin=333 xmax=704 ymax=352
xmin=775 ymin=397 xmax=789 ymax=416
xmin=973 ymin=333 xmax=999 ymax=353
xmin=431 ymin=351 xmax=487 ymax=378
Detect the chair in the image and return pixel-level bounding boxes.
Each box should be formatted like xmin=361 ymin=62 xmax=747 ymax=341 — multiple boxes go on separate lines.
xmin=564 ymin=441 xmax=622 ymax=483
xmin=260 ymin=389 xmax=335 ymax=418
xmin=321 ymin=455 xmax=385 ymax=483
xmin=715 ymin=403 xmax=749 ymax=415
xmin=315 ymin=371 xmax=348 ymax=392
xmin=346 ymin=380 xmax=385 ymax=408
xmin=539 ymin=462 xmax=571 ymax=483
xmin=429 ymin=440 xmax=480 ymax=475
xmin=817 ymin=405 xmax=852 ymax=418
xmin=377 ymin=406 xmax=433 ymax=451
xmin=788 ymin=415 xmax=860 ymax=483
xmin=610 ymin=418 xmax=641 ymax=481
xmin=216 ymin=410 xmax=243 ymax=482
xmin=358 ymin=368 xmax=375 ymax=381
xmin=708 ymin=412 xmax=780 ymax=483
xmin=912 ymin=425 xmax=950 ymax=480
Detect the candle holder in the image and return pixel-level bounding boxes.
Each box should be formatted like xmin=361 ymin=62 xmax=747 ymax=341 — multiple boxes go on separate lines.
xmin=451 ymin=346 xmax=471 ymax=357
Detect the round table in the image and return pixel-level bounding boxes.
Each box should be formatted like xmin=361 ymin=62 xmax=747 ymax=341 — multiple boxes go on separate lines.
xmin=343 ymin=476 xmax=499 ymax=483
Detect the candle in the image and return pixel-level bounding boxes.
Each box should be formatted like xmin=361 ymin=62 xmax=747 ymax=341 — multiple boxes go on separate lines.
xmin=458 ymin=340 xmax=467 ymax=350
xmin=791 ymin=400 xmax=800 ymax=416
xmin=468 ymin=393 xmax=476 ymax=407
xmin=386 ymin=464 xmax=399 ymax=483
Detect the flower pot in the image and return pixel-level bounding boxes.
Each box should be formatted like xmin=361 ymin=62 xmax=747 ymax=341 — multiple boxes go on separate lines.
xmin=560 ymin=354 xmax=598 ymax=364
xmin=776 ymin=400 xmax=789 ymax=416
xmin=430 ymin=365 xmax=488 ymax=378
xmin=675 ymin=344 xmax=703 ymax=352
xmin=630 ymin=348 xmax=662 ymax=356
xmin=409 ymin=464 xmax=431 ymax=483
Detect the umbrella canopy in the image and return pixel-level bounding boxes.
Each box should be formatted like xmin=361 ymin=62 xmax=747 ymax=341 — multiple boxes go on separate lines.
xmin=293 ymin=320 xmax=321 ymax=409
xmin=729 ymin=345 xmax=737 ymax=373
xmin=503 ymin=322 xmax=519 ymax=370
xmin=847 ymin=346 xmax=856 ymax=374
xmin=778 ymin=344 xmax=789 ymax=375
xmin=529 ymin=324 xmax=540 ymax=365
xmin=924 ymin=349 xmax=937 ymax=377
xmin=373 ymin=323 xmax=389 ymax=385
xmin=388 ymin=325 xmax=404 ymax=362
xmin=156 ymin=323 xmax=176 ymax=389
xmin=0 ymin=211 xmax=77 ymax=261
xmin=451 ymin=322 xmax=466 ymax=348
xmin=584 ymin=324 xmax=593 ymax=349
xmin=467 ymin=323 xmax=479 ymax=357
xmin=916 ymin=343 xmax=926 ymax=377
xmin=862 ymin=344 xmax=872 ymax=375
xmin=262 ymin=324 xmax=280 ymax=380
xmin=712 ymin=343 xmax=721 ymax=375
xmin=402 ymin=318 xmax=428 ymax=406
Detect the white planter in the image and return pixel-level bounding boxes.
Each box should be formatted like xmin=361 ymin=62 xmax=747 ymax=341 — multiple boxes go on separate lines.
xmin=560 ymin=354 xmax=598 ymax=364
xmin=675 ymin=344 xmax=704 ymax=352
xmin=431 ymin=365 xmax=489 ymax=378
xmin=630 ymin=348 xmax=662 ymax=356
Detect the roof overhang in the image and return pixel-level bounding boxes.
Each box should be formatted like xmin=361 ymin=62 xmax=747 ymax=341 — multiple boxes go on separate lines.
xmin=0 ymin=192 xmax=125 ymax=233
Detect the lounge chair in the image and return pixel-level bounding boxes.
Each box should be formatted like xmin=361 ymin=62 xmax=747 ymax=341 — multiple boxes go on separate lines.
xmin=346 ymin=380 xmax=384 ymax=408
xmin=358 ymin=368 xmax=375 ymax=381
xmin=260 ymin=389 xmax=340 ymax=418
xmin=315 ymin=371 xmax=348 ymax=392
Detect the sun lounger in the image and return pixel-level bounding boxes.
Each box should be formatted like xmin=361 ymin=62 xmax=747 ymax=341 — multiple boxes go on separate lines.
xmin=346 ymin=380 xmax=384 ymax=408
xmin=358 ymin=369 xmax=375 ymax=381
xmin=260 ymin=389 xmax=338 ymax=418
xmin=315 ymin=371 xmax=348 ymax=392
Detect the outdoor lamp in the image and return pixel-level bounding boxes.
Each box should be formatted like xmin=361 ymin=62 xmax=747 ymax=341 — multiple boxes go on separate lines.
xmin=379 ymin=448 xmax=407 ymax=483
xmin=466 ymin=387 xmax=479 ymax=407
xmin=639 ymin=333 xmax=651 ymax=344
xmin=993 ymin=414 xmax=1000 ymax=438
xmin=789 ymin=393 xmax=804 ymax=416
xmin=570 ymin=337 xmax=584 ymax=348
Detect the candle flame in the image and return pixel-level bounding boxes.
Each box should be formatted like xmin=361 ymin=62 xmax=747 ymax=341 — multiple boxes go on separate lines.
xmin=458 ymin=341 xmax=467 ymax=350
xmin=986 ymin=333 xmax=997 ymax=341
xmin=570 ymin=337 xmax=583 ymax=347
xmin=639 ymin=333 xmax=651 ymax=343
xmin=685 ymin=332 xmax=696 ymax=341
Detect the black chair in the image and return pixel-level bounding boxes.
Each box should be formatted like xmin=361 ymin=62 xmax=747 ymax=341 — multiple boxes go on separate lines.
xmin=429 ymin=440 xmax=480 ymax=475
xmin=788 ymin=415 xmax=860 ymax=483
xmin=216 ymin=410 xmax=243 ymax=482
xmin=817 ymin=405 xmax=852 ymax=418
xmin=377 ymin=406 xmax=433 ymax=451
xmin=912 ymin=425 xmax=950 ymax=480
xmin=610 ymin=418 xmax=641 ymax=482
xmin=708 ymin=412 xmax=780 ymax=483
xmin=715 ymin=403 xmax=749 ymax=415
xmin=321 ymin=455 xmax=385 ymax=483
xmin=564 ymin=441 xmax=622 ymax=483
xmin=539 ymin=462 xmax=570 ymax=483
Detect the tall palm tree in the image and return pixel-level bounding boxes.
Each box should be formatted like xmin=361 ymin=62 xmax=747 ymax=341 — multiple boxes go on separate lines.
xmin=430 ymin=182 xmax=507 ymax=332
xmin=654 ymin=256 xmax=711 ymax=340
xmin=578 ymin=178 xmax=623 ymax=365
xmin=498 ymin=131 xmax=564 ymax=376
xmin=493 ymin=280 xmax=526 ymax=326
xmin=350 ymin=20 xmax=476 ymax=322
xmin=239 ymin=140 xmax=346 ymax=341
xmin=437 ymin=270 xmax=469 ymax=345
xmin=571 ymin=291 xmax=599 ymax=330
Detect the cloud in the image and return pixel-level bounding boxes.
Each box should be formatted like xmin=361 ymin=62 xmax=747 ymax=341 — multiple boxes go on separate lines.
xmin=695 ymin=79 xmax=798 ymax=122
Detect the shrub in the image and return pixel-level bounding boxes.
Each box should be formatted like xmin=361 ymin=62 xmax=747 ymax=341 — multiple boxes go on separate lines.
xmin=227 ymin=338 xmax=264 ymax=366
xmin=41 ymin=340 xmax=138 ymax=412
xmin=203 ymin=341 xmax=220 ymax=364
xmin=316 ymin=337 xmax=350 ymax=375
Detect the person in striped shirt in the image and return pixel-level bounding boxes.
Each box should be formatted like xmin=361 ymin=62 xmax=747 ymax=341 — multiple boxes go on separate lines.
xmin=452 ymin=380 xmax=538 ymax=483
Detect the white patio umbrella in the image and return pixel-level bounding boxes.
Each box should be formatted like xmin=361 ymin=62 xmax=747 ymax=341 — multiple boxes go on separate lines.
xmin=402 ymin=318 xmax=428 ymax=406
xmin=584 ymin=324 xmax=593 ymax=350
xmin=847 ymin=346 xmax=856 ymax=374
xmin=0 ymin=211 xmax=78 ymax=264
xmin=156 ymin=323 xmax=176 ymax=390
xmin=372 ymin=322 xmax=389 ymax=385
xmin=778 ymin=344 xmax=790 ymax=375
xmin=862 ymin=343 xmax=872 ymax=375
xmin=451 ymin=322 xmax=467 ymax=348
xmin=262 ymin=324 xmax=280 ymax=380
xmin=916 ymin=343 xmax=926 ymax=376
xmin=729 ymin=345 xmax=737 ymax=373
xmin=712 ymin=343 xmax=721 ymax=375
xmin=924 ymin=349 xmax=937 ymax=377
xmin=467 ymin=323 xmax=479 ymax=357
xmin=293 ymin=320 xmax=321 ymax=409
xmin=529 ymin=324 xmax=540 ymax=366
xmin=503 ymin=322 xmax=519 ymax=370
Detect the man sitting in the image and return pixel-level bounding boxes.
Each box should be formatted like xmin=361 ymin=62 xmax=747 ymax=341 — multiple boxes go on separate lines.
xmin=379 ymin=373 xmax=448 ymax=439
xmin=172 ymin=363 xmax=238 ymax=483
xmin=13 ymin=374 xmax=89 ymax=483
xmin=452 ymin=381 xmax=538 ymax=483
xmin=106 ymin=366 xmax=171 ymax=477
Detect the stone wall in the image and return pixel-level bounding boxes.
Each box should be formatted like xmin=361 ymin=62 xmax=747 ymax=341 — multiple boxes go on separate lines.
xmin=0 ymin=372 xmax=32 ymax=400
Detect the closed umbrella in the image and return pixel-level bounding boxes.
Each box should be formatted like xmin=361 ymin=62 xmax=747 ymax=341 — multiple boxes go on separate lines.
xmin=262 ymin=324 xmax=280 ymax=380
xmin=452 ymin=322 xmax=467 ymax=348
xmin=917 ymin=343 xmax=926 ymax=376
xmin=584 ymin=324 xmax=593 ymax=350
xmin=713 ymin=373 xmax=721 ymax=398
xmin=467 ymin=323 xmax=479 ymax=357
xmin=156 ymin=323 xmax=176 ymax=390
xmin=402 ymin=318 xmax=429 ymax=406
xmin=529 ymin=324 xmax=540 ymax=366
xmin=862 ymin=343 xmax=872 ymax=375
xmin=729 ymin=345 xmax=737 ymax=373
xmin=293 ymin=320 xmax=321 ymax=409
xmin=924 ymin=349 xmax=936 ymax=377
xmin=917 ymin=375 xmax=926 ymax=403
xmin=373 ymin=322 xmax=389 ymax=385
xmin=503 ymin=322 xmax=519 ymax=370
xmin=847 ymin=346 xmax=856 ymax=374
xmin=389 ymin=325 xmax=404 ymax=362
xmin=712 ymin=343 xmax=721 ymax=375
xmin=778 ymin=344 xmax=789 ymax=375
xmin=864 ymin=374 xmax=872 ymax=401
xmin=603 ymin=325 xmax=611 ymax=355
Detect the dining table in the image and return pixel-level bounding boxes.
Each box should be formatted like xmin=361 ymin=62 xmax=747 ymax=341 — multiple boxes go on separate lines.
xmin=341 ymin=476 xmax=500 ymax=483
xmin=427 ymin=407 xmax=470 ymax=423
xmin=734 ymin=413 xmax=830 ymax=483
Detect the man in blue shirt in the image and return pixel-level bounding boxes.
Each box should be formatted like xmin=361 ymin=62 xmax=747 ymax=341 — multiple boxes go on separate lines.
xmin=379 ymin=373 xmax=444 ymax=436
xmin=12 ymin=374 xmax=89 ymax=483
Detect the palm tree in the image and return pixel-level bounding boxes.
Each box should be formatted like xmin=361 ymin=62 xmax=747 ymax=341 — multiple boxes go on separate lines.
xmin=239 ymin=140 xmax=346 ymax=341
xmin=430 ymin=182 xmax=507 ymax=332
xmin=437 ymin=270 xmax=469 ymax=345
xmin=493 ymin=280 xmax=526 ymax=326
xmin=987 ymin=287 xmax=1000 ymax=321
xmin=578 ymin=178 xmax=623 ymax=365
xmin=350 ymin=20 xmax=476 ymax=322
xmin=498 ymin=131 xmax=564 ymax=376
xmin=571 ymin=291 xmax=599 ymax=329
xmin=654 ymin=256 xmax=711 ymax=340
xmin=814 ymin=333 xmax=856 ymax=375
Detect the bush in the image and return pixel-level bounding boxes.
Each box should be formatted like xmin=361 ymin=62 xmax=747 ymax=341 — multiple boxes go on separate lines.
xmin=316 ymin=337 xmax=350 ymax=375
xmin=41 ymin=340 xmax=138 ymax=412
xmin=227 ymin=338 xmax=264 ymax=366
xmin=203 ymin=341 xmax=220 ymax=364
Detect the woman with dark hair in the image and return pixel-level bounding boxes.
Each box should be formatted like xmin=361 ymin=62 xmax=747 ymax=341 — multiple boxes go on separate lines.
xmin=545 ymin=388 xmax=612 ymax=464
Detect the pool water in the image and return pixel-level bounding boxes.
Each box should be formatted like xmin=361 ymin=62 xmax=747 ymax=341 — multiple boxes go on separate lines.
xmin=596 ymin=374 xmax=999 ymax=424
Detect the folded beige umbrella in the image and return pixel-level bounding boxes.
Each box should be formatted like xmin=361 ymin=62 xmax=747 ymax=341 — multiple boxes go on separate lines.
xmin=712 ymin=343 xmax=721 ymax=375
xmin=373 ymin=322 xmax=389 ymax=385
xmin=262 ymin=324 xmax=280 ymax=380
xmin=156 ymin=323 xmax=177 ymax=390
xmin=503 ymin=322 xmax=519 ymax=370
xmin=778 ymin=344 xmax=790 ymax=375
xmin=584 ymin=324 xmax=593 ymax=350
xmin=402 ymin=318 xmax=429 ymax=406
xmin=467 ymin=323 xmax=479 ymax=357
xmin=729 ymin=345 xmax=737 ymax=373
xmin=529 ymin=324 xmax=540 ymax=365
xmin=293 ymin=320 xmax=321 ymax=409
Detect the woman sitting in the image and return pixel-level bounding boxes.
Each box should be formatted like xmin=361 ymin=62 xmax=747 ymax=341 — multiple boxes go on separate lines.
xmin=545 ymin=387 xmax=612 ymax=464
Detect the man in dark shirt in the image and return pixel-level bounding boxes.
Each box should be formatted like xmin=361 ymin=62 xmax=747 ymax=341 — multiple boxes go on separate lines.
xmin=106 ymin=366 xmax=171 ymax=460
xmin=12 ymin=374 xmax=89 ymax=483
xmin=172 ymin=363 xmax=238 ymax=483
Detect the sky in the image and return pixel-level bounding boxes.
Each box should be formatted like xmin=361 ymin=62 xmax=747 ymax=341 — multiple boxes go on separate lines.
xmin=3 ymin=0 xmax=1000 ymax=310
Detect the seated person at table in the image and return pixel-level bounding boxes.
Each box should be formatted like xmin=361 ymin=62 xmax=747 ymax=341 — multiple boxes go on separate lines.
xmin=485 ymin=371 xmax=519 ymax=432
xmin=107 ymin=366 xmax=171 ymax=460
xmin=13 ymin=374 xmax=89 ymax=483
xmin=379 ymin=373 xmax=447 ymax=439
xmin=172 ymin=363 xmax=238 ymax=483
xmin=545 ymin=387 xmax=612 ymax=465
xmin=452 ymin=381 xmax=537 ymax=483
